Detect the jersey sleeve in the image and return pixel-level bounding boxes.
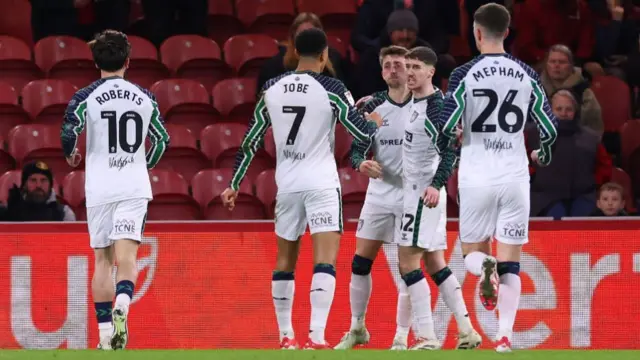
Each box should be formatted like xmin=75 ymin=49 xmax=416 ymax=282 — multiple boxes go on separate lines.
xmin=427 ymin=92 xmax=457 ymax=189
xmin=437 ymin=67 xmax=467 ymax=153
xmin=146 ymin=96 xmax=170 ymax=169
xmin=528 ymin=76 xmax=558 ymax=166
xmin=349 ymin=97 xmax=385 ymax=170
xmin=61 ymin=89 xmax=91 ymax=158
xmin=323 ymin=79 xmax=378 ymax=142
xmin=229 ymin=94 xmax=271 ymax=191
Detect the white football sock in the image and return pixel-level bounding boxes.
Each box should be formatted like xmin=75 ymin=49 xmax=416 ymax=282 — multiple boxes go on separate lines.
xmin=114 ymin=294 xmax=131 ymax=312
xmin=395 ymin=281 xmax=412 ymax=339
xmin=439 ymin=275 xmax=473 ymax=334
xmin=497 ymin=273 xmax=521 ymax=340
xmin=98 ymin=322 xmax=113 ymax=340
xmin=407 ymin=277 xmax=437 ymax=340
xmin=464 ymin=251 xmax=488 ymax=276
xmin=272 ymin=279 xmax=295 ymax=340
xmin=349 ymin=273 xmax=371 ymax=330
xmin=309 ymin=272 xmax=336 ymax=344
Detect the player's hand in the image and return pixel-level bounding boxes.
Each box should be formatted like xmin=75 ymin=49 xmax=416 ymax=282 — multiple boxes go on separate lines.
xmin=423 ymin=186 xmax=440 ymax=208
xmin=220 ymin=188 xmax=238 ymax=211
xmin=359 ymin=160 xmax=383 ymax=179
xmin=455 ymin=127 xmax=463 ymax=146
xmin=66 ymin=149 xmax=82 ymax=168
xmin=355 ymin=95 xmax=373 ymax=109
xmin=530 ymin=149 xmax=544 ymax=166
xmin=365 ymin=111 xmax=383 ymax=128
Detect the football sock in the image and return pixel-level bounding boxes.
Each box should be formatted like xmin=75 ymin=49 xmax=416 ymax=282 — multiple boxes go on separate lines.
xmin=309 ymin=264 xmax=336 ymax=344
xmin=272 ymin=271 xmax=295 ymax=341
xmin=114 ymin=280 xmax=134 ymax=312
xmin=349 ymin=254 xmax=373 ymax=331
xmin=95 ymin=301 xmax=113 ymax=339
xmin=497 ymin=262 xmax=521 ymax=340
xmin=395 ymin=280 xmax=412 ymax=339
xmin=402 ymin=269 xmax=437 ymax=340
xmin=431 ymin=267 xmax=473 ymax=334
xmin=464 ymin=251 xmax=488 ymax=276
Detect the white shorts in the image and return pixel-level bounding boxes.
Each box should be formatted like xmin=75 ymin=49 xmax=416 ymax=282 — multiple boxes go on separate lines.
xmin=87 ymin=198 xmax=149 ymax=249
xmin=458 ymin=182 xmax=530 ymax=245
xmin=275 ymin=188 xmax=343 ymax=241
xmin=398 ymin=184 xmax=447 ymax=251
xmin=355 ymin=201 xmax=402 ymax=243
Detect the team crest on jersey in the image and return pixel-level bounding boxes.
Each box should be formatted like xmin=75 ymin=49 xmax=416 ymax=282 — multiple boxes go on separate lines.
xmin=344 ymin=91 xmax=355 ymax=106
xmin=409 ymin=111 xmax=419 ymax=123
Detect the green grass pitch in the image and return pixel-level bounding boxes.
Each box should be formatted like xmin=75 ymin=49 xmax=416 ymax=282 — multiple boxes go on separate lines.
xmin=0 ymin=350 xmax=638 ymax=360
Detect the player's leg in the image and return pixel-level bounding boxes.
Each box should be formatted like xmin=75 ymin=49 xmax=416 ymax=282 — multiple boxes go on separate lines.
xmin=108 ymin=199 xmax=148 ymax=350
xmin=87 ymin=204 xmax=116 ymax=350
xmin=391 ymin=210 xmax=412 ymax=349
xmin=273 ymin=192 xmax=307 ymax=349
xmin=492 ymin=182 xmax=530 ymax=353
xmin=305 ymin=188 xmax=343 ymax=349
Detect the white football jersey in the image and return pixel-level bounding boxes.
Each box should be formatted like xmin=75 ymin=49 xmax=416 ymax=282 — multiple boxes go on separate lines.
xmin=62 ymin=76 xmax=170 ymax=207
xmin=229 ymin=71 xmax=378 ymax=194
xmin=351 ymin=91 xmax=413 ymax=206
xmin=438 ymin=53 xmax=558 ymax=188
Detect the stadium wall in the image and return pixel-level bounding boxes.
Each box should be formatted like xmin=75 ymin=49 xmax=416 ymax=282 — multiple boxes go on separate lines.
xmin=0 ymin=220 xmax=638 ymax=350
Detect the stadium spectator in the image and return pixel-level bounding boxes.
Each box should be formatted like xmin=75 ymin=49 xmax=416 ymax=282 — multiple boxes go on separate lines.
xmin=353 ymin=9 xmax=455 ymax=99
xmin=590 ymin=182 xmax=629 ymax=216
xmin=256 ymin=13 xmax=351 ymax=95
xmin=91 ymin=0 xmax=131 ymax=35
xmin=540 ymin=45 xmax=604 ymax=136
xmin=589 ymin=0 xmax=639 ymax=68
xmin=141 ymin=0 xmax=207 ymax=46
xmin=30 ymin=0 xmax=87 ymax=42
xmin=2 ymin=162 xmax=76 ymax=222
xmin=515 ymin=0 xmax=596 ymax=67
xmin=528 ymin=90 xmax=612 ymax=219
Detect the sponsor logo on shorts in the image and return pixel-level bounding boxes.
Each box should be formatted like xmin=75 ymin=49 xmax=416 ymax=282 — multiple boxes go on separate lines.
xmin=309 ymin=212 xmax=333 ymax=227
xmin=113 ymin=219 xmax=136 ymax=235
xmin=502 ymin=222 xmax=526 ymax=239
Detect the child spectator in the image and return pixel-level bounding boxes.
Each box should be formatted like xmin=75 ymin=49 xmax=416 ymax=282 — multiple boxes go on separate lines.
xmin=591 ymin=182 xmax=628 ymax=216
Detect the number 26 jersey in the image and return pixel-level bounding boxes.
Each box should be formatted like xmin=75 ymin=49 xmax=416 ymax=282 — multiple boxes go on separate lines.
xmin=61 ymin=77 xmax=170 ymax=207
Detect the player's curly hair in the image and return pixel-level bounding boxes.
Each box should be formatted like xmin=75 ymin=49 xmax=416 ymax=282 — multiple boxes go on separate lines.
xmin=88 ymin=30 xmax=131 ymax=72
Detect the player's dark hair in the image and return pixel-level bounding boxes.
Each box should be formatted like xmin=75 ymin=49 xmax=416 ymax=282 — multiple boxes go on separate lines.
xmin=88 ymin=30 xmax=131 ymax=72
xmin=473 ymin=3 xmax=511 ymax=38
xmin=379 ymin=45 xmax=409 ymax=65
xmin=405 ymin=46 xmax=438 ymax=66
xmin=294 ymin=28 xmax=327 ymax=58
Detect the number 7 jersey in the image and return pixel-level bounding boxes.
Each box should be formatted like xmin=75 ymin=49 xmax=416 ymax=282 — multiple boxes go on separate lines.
xmin=438 ymin=53 xmax=558 ymax=188
xmin=61 ymin=77 xmax=170 ymax=207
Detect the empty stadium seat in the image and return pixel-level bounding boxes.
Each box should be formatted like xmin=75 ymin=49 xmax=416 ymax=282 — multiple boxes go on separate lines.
xmin=0 ymin=0 xmax=33 ymax=46
xmin=0 ymin=170 xmax=62 ymax=205
xmin=610 ymin=167 xmax=637 ymax=213
xmin=338 ymin=167 xmax=368 ymax=220
xmin=223 ymin=35 xmax=279 ymax=78
xmin=236 ymin=0 xmax=296 ymax=41
xmin=446 ymin=168 xmax=459 ymax=218
xmin=7 ymin=124 xmax=70 ymax=173
xmin=61 ymin=170 xmax=86 ymax=221
xmin=152 ymin=124 xmax=209 ymax=182
xmin=160 ymin=35 xmax=229 ymax=90
xmin=21 ymin=79 xmax=77 ymax=125
xmin=0 ymin=36 xmax=42 ymax=92
xmin=0 ymin=134 xmax=15 ymax=175
xmin=126 ymin=35 xmax=170 ymax=89
xmin=200 ymin=123 xmax=274 ymax=181
xmin=151 ymin=79 xmax=217 ymax=134
xmin=591 ymin=76 xmax=631 ymax=132
xmin=191 ymin=168 xmax=265 ymax=220
xmin=296 ymin=0 xmax=357 ymax=42
xmin=254 ymin=168 xmax=277 ymax=218
xmin=335 ymin=124 xmax=354 ymax=167
xmin=148 ymin=169 xmax=201 ymax=220
xmin=0 ymin=81 xmax=29 ymax=137
xmin=208 ymin=0 xmax=244 ymax=46
xmin=212 ymin=78 xmax=257 ymax=123
xmin=620 ymin=120 xmax=640 ymax=171
xmin=34 ymin=36 xmax=99 ymax=88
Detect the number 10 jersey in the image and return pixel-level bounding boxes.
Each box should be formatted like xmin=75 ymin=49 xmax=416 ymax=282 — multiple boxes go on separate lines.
xmin=61 ymin=77 xmax=170 ymax=207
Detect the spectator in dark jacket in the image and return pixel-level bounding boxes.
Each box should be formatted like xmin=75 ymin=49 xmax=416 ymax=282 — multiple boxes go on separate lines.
xmin=30 ymin=0 xmax=85 ymax=42
xmin=256 ymin=12 xmax=351 ymax=95
xmin=141 ymin=0 xmax=208 ymax=46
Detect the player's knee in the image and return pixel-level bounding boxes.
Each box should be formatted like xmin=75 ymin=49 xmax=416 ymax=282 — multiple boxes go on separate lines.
xmin=497 ymin=261 xmax=520 ymax=277
xmin=400 ymin=268 xmax=424 ymax=287
xmin=430 ymin=266 xmax=453 ymax=285
xmin=351 ymin=254 xmax=373 ymax=276
xmin=313 ymin=263 xmax=336 ymax=277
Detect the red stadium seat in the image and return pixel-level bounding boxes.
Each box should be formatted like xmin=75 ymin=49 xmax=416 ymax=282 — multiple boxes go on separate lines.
xmin=61 ymin=170 xmax=86 ymax=220
xmin=0 ymin=169 xmax=62 ymax=204
xmin=446 ymin=168 xmax=459 ymax=218
xmin=254 ymin=168 xmax=277 ymax=218
xmin=152 ymin=124 xmax=209 ymax=182
xmin=7 ymin=124 xmax=72 ymax=173
xmin=335 ymin=124 xmax=353 ymax=167
xmin=338 ymin=167 xmax=368 ymax=220
xmin=223 ymin=35 xmax=279 ymax=78
xmin=263 ymin=127 xmax=276 ymax=160
xmin=208 ymin=0 xmax=244 ymax=46
xmin=126 ymin=35 xmax=170 ymax=89
xmin=200 ymin=123 xmax=274 ymax=181
xmin=148 ymin=169 xmax=201 ymax=220
xmin=236 ymin=0 xmax=296 ymax=41
xmin=0 ymin=81 xmax=29 ymax=137
xmin=327 ymin=35 xmax=347 ymax=58
xmin=0 ymin=0 xmax=33 ymax=46
xmin=610 ymin=167 xmax=637 ymax=214
xmin=620 ymin=120 xmax=640 ymax=171
xmin=21 ymin=79 xmax=78 ymax=125
xmin=296 ymin=0 xmax=357 ymax=42
xmin=591 ymin=76 xmax=631 ymax=132
xmin=212 ymin=78 xmax=257 ymax=123
xmin=34 ymin=36 xmax=99 ymax=88
xmin=0 ymin=134 xmax=15 ymax=175
xmin=151 ymin=79 xmax=217 ymax=134
xmin=191 ymin=168 xmax=265 ymax=220
xmin=160 ymin=35 xmax=229 ymax=90
xmin=0 ymin=36 xmax=42 ymax=92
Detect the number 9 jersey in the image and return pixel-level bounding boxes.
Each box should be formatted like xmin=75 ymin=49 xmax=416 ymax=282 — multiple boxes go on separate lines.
xmin=61 ymin=77 xmax=170 ymax=208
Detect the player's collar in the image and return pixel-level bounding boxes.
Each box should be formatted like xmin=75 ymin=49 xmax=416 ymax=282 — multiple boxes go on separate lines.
xmin=384 ymin=91 xmax=412 ymax=107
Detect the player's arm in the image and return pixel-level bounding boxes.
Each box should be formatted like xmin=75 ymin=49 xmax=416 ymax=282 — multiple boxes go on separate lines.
xmin=528 ymin=78 xmax=558 ymax=166
xmin=427 ymin=94 xmax=457 ymax=189
xmin=349 ymin=98 xmax=384 ymax=170
xmin=437 ymin=68 xmax=466 ymax=153
xmin=229 ymin=95 xmax=271 ymax=191
xmin=146 ymin=97 xmax=170 ymax=169
xmin=327 ymin=81 xmax=378 ymax=142
xmin=60 ymin=91 xmax=89 ymax=159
